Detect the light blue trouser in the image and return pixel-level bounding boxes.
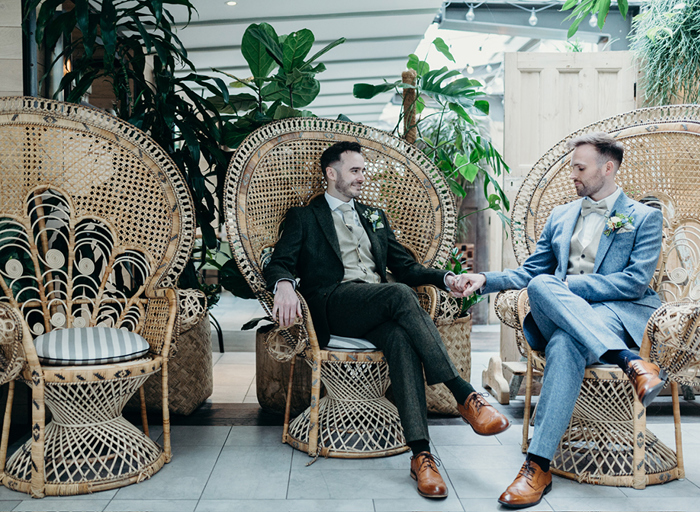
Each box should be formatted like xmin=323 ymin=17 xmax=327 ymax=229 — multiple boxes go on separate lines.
xmin=525 ymin=274 xmax=631 ymax=460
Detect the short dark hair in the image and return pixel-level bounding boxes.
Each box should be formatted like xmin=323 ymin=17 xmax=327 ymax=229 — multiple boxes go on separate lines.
xmin=320 ymin=141 xmax=362 ymax=179
xmin=568 ymin=132 xmax=624 ymax=169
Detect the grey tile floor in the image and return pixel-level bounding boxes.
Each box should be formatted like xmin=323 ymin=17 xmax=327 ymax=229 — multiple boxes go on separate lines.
xmin=1 ymin=296 xmax=700 ymax=511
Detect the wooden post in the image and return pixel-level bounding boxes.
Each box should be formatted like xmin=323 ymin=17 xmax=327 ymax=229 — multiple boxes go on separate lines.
xmin=402 ymin=70 xmax=417 ymax=144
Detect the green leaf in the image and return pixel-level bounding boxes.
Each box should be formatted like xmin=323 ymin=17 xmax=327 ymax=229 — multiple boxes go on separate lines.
xmin=474 ymin=100 xmax=490 ymax=115
xmin=448 ymin=180 xmax=467 ymax=197
xmin=432 ymin=37 xmax=456 ymax=62
xmin=261 ymin=76 xmax=320 ymax=108
xmin=561 ymin=0 xmax=579 ymax=10
xmin=304 ymin=37 xmax=346 ymax=66
xmin=567 ymin=15 xmax=585 ymax=38
xmin=415 ymin=96 xmax=425 ymax=114
xmin=282 ymin=29 xmax=315 ymax=71
xmin=241 ymin=23 xmax=278 ymax=88
xmin=337 ymin=113 xmax=353 ymax=122
xmin=218 ymin=259 xmax=256 ymax=299
xmin=407 ymin=54 xmax=430 ymax=76
xmin=448 ymin=103 xmax=475 ymax=125
xmin=100 ymin=0 xmax=118 ymax=68
xmin=597 ymin=0 xmax=611 ymax=28
xmin=618 ymin=0 xmax=628 ymax=18
xmin=353 ymin=81 xmax=399 ymax=99
xmin=249 ymin=23 xmax=284 ymax=66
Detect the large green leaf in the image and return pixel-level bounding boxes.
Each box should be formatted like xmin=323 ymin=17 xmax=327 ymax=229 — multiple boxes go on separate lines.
xmin=407 ymin=54 xmax=430 ymax=76
xmin=241 ymin=23 xmax=278 ymax=88
xmin=303 ymin=37 xmax=346 ymax=67
xmin=432 ymin=37 xmax=455 ymax=62
xmin=421 ymin=67 xmax=482 ymax=106
xmin=249 ymin=23 xmax=284 ymax=66
xmin=282 ymin=29 xmax=314 ymax=70
xmin=353 ymin=81 xmax=400 ymax=99
xmin=261 ymin=75 xmax=320 ymax=108
xmin=100 ymin=0 xmax=118 ymax=68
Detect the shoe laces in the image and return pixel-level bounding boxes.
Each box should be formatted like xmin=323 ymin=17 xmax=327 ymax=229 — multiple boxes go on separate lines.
xmin=520 ymin=460 xmax=538 ymax=481
xmin=412 ymin=453 xmax=442 ymax=475
xmin=467 ymin=392 xmax=490 ymax=412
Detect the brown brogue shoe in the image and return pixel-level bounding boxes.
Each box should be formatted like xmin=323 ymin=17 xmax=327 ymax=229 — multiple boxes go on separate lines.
xmin=498 ymin=460 xmax=552 ymax=509
xmin=458 ymin=392 xmax=510 ymax=436
xmin=410 ymin=452 xmax=448 ymax=499
xmin=625 ymin=359 xmax=667 ymax=408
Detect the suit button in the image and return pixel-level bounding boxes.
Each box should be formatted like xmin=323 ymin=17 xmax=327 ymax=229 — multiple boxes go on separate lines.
xmin=580 ymin=271 xmax=584 ymax=274
xmin=581 ymin=254 xmax=586 ymax=258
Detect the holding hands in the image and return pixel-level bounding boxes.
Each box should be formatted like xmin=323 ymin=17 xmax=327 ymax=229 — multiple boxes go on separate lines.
xmin=446 ymin=273 xmax=486 ymax=298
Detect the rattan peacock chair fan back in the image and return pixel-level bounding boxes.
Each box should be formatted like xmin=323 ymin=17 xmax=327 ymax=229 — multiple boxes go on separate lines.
xmin=225 ymin=117 xmax=456 ymax=305
xmin=0 ymin=97 xmax=195 ymax=342
xmin=510 ymin=104 xmax=700 ymax=381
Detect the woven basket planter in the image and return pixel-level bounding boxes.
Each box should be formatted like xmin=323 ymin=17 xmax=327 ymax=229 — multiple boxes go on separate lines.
xmin=127 ymin=312 xmax=213 ymax=415
xmin=425 ymin=314 xmax=472 ymax=415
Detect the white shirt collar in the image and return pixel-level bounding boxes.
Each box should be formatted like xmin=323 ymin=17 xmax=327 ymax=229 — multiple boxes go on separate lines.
xmin=584 ymin=186 xmax=622 ymax=211
xmin=325 ymin=192 xmax=355 ymax=212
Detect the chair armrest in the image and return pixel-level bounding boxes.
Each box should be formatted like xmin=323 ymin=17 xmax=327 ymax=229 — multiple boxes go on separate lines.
xmin=494 ymin=289 xmax=530 ymax=330
xmin=254 ymin=289 xmax=315 ymax=363
xmin=142 ymin=288 xmax=179 ymax=359
xmin=0 ymin=303 xmax=33 ymax=386
xmin=414 ymin=285 xmax=439 ymax=321
xmin=644 ymin=301 xmax=700 ymax=385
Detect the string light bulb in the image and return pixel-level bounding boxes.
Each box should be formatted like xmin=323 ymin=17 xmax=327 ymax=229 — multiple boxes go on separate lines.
xmin=466 ymin=6 xmax=475 ymax=21
xmin=528 ymin=8 xmax=538 ymax=26
xmin=589 ymin=12 xmax=598 ymax=27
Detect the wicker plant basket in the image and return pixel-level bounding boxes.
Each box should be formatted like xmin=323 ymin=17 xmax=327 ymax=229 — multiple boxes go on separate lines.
xmin=127 ymin=308 xmax=213 ymax=415
xmin=426 ymin=313 xmax=472 ymax=415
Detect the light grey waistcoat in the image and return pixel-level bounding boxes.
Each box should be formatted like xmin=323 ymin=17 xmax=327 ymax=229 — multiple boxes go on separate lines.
xmin=331 ymin=211 xmax=381 ymax=284
xmin=567 ymin=218 xmax=604 ymax=275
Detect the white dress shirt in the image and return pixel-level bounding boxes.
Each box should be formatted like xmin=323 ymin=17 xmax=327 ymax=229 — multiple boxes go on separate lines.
xmin=577 ymin=186 xmax=622 ymax=247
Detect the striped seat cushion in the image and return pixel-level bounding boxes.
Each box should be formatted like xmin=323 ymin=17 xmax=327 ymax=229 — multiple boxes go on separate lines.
xmin=34 ymin=327 xmax=150 ymax=366
xmin=326 ymin=335 xmax=377 ymax=352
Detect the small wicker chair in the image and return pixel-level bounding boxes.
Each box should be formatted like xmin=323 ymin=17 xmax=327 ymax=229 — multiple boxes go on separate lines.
xmin=494 ymin=105 xmax=700 ymax=489
xmin=0 ymin=97 xmax=201 ymax=497
xmin=224 ymin=118 xmax=458 ymax=458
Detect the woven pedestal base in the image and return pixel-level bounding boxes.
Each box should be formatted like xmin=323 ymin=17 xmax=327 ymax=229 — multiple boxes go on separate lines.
xmin=426 ymin=314 xmax=472 ymax=415
xmin=551 ymin=368 xmax=681 ymax=488
xmin=286 ymin=358 xmax=408 ymax=458
xmin=3 ymin=372 xmax=165 ymax=496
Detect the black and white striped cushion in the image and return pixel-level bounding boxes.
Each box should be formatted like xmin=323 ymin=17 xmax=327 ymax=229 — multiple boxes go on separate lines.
xmin=326 ymin=335 xmax=376 ymax=352
xmin=34 ymin=327 xmax=150 ymax=366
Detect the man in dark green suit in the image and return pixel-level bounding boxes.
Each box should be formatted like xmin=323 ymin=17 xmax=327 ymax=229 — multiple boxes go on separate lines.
xmin=265 ymin=141 xmax=509 ymax=499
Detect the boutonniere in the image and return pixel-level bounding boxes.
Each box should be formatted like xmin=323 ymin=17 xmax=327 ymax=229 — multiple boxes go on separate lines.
xmin=604 ymin=211 xmax=635 ymax=236
xmin=362 ymin=208 xmax=385 ymax=232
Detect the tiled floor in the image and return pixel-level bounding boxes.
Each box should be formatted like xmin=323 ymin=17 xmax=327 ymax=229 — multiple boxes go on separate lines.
xmin=2 ymin=296 xmax=700 ymax=511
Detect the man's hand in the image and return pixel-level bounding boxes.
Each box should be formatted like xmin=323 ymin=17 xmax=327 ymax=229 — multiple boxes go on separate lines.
xmin=446 ymin=273 xmax=486 ymax=298
xmin=272 ymin=280 xmax=302 ymax=329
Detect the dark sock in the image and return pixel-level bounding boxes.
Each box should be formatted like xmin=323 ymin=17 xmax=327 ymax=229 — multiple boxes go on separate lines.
xmin=526 ymin=453 xmax=550 ymax=472
xmin=408 ymin=439 xmax=431 ymax=456
xmin=602 ymin=349 xmax=642 ymax=370
xmin=444 ymin=376 xmax=476 ymax=404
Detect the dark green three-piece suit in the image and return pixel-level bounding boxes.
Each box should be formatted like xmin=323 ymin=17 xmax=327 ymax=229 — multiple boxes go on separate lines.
xmin=264 ymin=194 xmax=460 ymax=442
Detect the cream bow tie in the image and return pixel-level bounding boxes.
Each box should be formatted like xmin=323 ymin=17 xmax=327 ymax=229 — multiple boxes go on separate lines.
xmin=581 ymin=200 xmax=608 ymax=217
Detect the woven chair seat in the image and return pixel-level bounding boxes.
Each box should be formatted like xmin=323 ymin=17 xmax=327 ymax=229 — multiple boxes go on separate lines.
xmin=225 ymin=118 xmax=458 ymax=459
xmin=0 ymin=97 xmax=197 ymax=497
xmin=496 ymin=105 xmax=700 ymax=489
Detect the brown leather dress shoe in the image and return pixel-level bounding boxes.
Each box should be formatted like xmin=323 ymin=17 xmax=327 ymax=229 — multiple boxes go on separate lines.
xmin=458 ymin=392 xmax=510 ymax=436
xmin=625 ymin=359 xmax=667 ymax=408
xmin=410 ymin=452 xmax=448 ymax=499
xmin=498 ymin=460 xmax=552 ymax=509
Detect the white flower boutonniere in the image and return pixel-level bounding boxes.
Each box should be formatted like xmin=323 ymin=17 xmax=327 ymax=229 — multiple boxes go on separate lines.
xmin=604 ymin=211 xmax=634 ymax=236
xmin=362 ymin=209 xmax=385 ymax=232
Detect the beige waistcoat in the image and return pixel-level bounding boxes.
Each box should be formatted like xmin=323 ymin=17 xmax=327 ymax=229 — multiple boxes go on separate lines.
xmin=331 ymin=211 xmax=381 ymax=284
xmin=567 ymin=217 xmax=605 ymax=275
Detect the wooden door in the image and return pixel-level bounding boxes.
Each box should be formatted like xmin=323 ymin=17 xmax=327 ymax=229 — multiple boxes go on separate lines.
xmin=483 ymin=51 xmax=637 ymax=403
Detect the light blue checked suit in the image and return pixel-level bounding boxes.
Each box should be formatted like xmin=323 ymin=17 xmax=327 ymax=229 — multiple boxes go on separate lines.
xmin=482 ymin=192 xmax=663 ymax=459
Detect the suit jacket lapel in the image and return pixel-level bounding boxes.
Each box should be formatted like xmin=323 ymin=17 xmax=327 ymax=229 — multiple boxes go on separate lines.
xmin=311 ymin=195 xmax=343 ymax=263
xmin=356 ymin=202 xmax=387 ymax=270
xmin=593 ymin=192 xmax=633 ymax=273
xmin=556 ymin=200 xmax=582 ymax=278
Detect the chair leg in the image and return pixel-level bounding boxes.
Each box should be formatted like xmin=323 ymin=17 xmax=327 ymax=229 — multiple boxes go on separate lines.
xmin=139 ymin=386 xmax=150 ymax=437
xmin=632 ymin=392 xmax=646 ymax=489
xmin=307 ymin=358 xmax=322 ymax=457
xmin=282 ymin=356 xmax=296 ymax=444
xmin=0 ymin=380 xmax=15 ymax=473
xmin=521 ymin=349 xmax=533 ymax=454
xmin=29 ymin=375 xmax=46 ymax=498
xmin=672 ymin=381 xmax=685 ymax=479
xmin=161 ymin=361 xmax=171 ymax=463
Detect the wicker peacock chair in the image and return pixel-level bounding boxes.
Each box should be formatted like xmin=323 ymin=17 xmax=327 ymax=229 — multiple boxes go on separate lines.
xmin=224 ymin=118 xmax=460 ymax=459
xmin=495 ymin=105 xmax=700 ymax=489
xmin=0 ymin=97 xmax=201 ymax=497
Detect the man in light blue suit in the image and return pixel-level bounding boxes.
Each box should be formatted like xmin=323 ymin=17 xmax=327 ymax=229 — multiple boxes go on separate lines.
xmin=458 ymin=133 xmax=666 ymax=509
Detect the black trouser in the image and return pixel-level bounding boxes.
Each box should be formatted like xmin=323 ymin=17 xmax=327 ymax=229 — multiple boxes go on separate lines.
xmin=326 ymin=282 xmax=459 ymax=443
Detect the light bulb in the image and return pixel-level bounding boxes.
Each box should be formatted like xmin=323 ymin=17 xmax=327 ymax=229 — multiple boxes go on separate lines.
xmin=467 ymin=65 xmax=474 ymax=74
xmin=528 ymin=9 xmax=538 ymax=26
xmin=589 ymin=12 xmax=598 ymax=28
xmin=486 ymin=64 xmax=493 ymax=73
xmin=466 ymin=6 xmax=475 ymax=22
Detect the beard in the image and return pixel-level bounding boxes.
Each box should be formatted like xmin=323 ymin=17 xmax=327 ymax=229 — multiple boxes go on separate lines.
xmin=335 ymin=174 xmax=362 ymax=199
